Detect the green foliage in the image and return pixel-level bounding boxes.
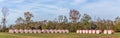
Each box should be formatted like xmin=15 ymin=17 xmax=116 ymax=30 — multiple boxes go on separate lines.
xmin=81 ymin=14 xmax=91 ymax=29
xmin=5 ymin=10 xmax=120 ymax=32
xmin=42 ymin=25 xmax=47 ymax=29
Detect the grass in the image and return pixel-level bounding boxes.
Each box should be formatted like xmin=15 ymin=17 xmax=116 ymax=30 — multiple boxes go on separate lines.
xmin=0 ymin=32 xmax=120 ymax=38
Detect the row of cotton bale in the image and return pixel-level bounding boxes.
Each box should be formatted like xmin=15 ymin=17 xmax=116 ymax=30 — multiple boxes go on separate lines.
xmin=103 ymin=30 xmax=114 ymax=34
xmin=76 ymin=30 xmax=102 ymax=34
xmin=9 ymin=29 xmax=69 ymax=33
xmin=76 ymin=30 xmax=114 ymax=34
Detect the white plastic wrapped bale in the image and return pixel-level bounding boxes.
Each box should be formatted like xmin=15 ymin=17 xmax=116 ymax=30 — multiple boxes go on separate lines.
xmin=103 ymin=30 xmax=107 ymax=34
xmin=108 ymin=30 xmax=114 ymax=34
xmin=62 ymin=30 xmax=66 ymax=33
xmin=112 ymin=30 xmax=114 ymax=34
xmin=76 ymin=30 xmax=79 ymax=33
xmin=14 ymin=29 xmax=19 ymax=33
xmin=92 ymin=30 xmax=96 ymax=34
xmin=19 ymin=29 xmax=24 ymax=33
xmin=41 ymin=30 xmax=44 ymax=33
xmin=58 ymin=30 xmax=62 ymax=33
xmin=28 ymin=29 xmax=32 ymax=33
xmin=82 ymin=30 xmax=86 ymax=34
xmin=37 ymin=30 xmax=41 ymax=33
xmin=46 ymin=30 xmax=50 ymax=33
xmin=33 ymin=30 xmax=37 ymax=33
xmin=8 ymin=29 xmax=11 ymax=33
xmin=9 ymin=29 xmax=14 ymax=33
xmin=50 ymin=30 xmax=54 ymax=33
xmin=96 ymin=30 xmax=102 ymax=34
xmin=65 ymin=30 xmax=69 ymax=33
xmin=85 ymin=30 xmax=88 ymax=34
xmin=54 ymin=30 xmax=58 ymax=33
xmin=88 ymin=30 xmax=92 ymax=34
xmin=79 ymin=30 xmax=82 ymax=34
xmin=24 ymin=29 xmax=28 ymax=33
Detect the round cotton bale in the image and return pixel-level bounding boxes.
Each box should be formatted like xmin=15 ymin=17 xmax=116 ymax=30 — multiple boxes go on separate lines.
xmin=76 ymin=30 xmax=80 ymax=33
xmin=62 ymin=30 xmax=66 ymax=33
xmin=58 ymin=30 xmax=62 ymax=33
xmin=111 ymin=30 xmax=114 ymax=34
xmin=65 ymin=30 xmax=69 ymax=33
xmin=79 ymin=30 xmax=82 ymax=34
xmin=33 ymin=30 xmax=37 ymax=33
xmin=103 ymin=30 xmax=107 ymax=34
xmin=19 ymin=29 xmax=24 ymax=33
xmin=42 ymin=30 xmax=46 ymax=33
xmin=50 ymin=30 xmax=54 ymax=33
xmin=28 ymin=29 xmax=32 ymax=33
xmin=9 ymin=29 xmax=14 ymax=33
xmin=24 ymin=29 xmax=28 ymax=33
xmin=82 ymin=30 xmax=86 ymax=34
xmin=88 ymin=30 xmax=92 ymax=34
xmin=85 ymin=30 xmax=88 ymax=34
xmin=108 ymin=30 xmax=114 ymax=34
xmin=92 ymin=30 xmax=96 ymax=34
xmin=14 ymin=29 xmax=19 ymax=33
xmin=54 ymin=30 xmax=58 ymax=33
xmin=46 ymin=30 xmax=50 ymax=33
xmin=96 ymin=30 xmax=101 ymax=34
xmin=37 ymin=30 xmax=41 ymax=33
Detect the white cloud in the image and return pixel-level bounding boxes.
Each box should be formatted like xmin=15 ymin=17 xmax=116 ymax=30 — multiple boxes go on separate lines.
xmin=2 ymin=0 xmax=120 ymax=25
xmin=79 ymin=0 xmax=120 ymax=20
xmin=7 ymin=0 xmax=25 ymax=3
xmin=2 ymin=1 xmax=70 ymax=25
xmin=15 ymin=2 xmax=69 ymax=15
xmin=70 ymin=0 xmax=87 ymax=5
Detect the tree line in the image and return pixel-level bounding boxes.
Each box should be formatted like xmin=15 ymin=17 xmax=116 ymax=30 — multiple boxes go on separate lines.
xmin=1 ymin=9 xmax=120 ymax=32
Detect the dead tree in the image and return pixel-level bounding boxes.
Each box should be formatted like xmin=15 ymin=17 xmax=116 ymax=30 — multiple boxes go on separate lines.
xmin=69 ymin=9 xmax=80 ymax=23
xmin=24 ymin=11 xmax=33 ymax=23
xmin=58 ymin=15 xmax=68 ymax=23
xmin=1 ymin=7 xmax=9 ymax=31
xmin=58 ymin=15 xmax=64 ymax=23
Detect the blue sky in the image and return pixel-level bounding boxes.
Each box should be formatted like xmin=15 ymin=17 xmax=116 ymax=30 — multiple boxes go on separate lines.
xmin=0 ymin=0 xmax=120 ymax=25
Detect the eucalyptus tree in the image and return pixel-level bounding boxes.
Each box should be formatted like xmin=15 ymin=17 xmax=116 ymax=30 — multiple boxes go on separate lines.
xmin=58 ymin=15 xmax=64 ymax=23
xmin=63 ymin=16 xmax=68 ymax=23
xmin=81 ymin=14 xmax=91 ymax=29
xmin=1 ymin=7 xmax=9 ymax=31
xmin=58 ymin=15 xmax=68 ymax=23
xmin=24 ymin=11 xmax=33 ymax=23
xmin=69 ymin=9 xmax=80 ymax=23
xmin=96 ymin=17 xmax=103 ymax=29
xmin=114 ymin=16 xmax=120 ymax=31
xmin=15 ymin=17 xmax=25 ymax=24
